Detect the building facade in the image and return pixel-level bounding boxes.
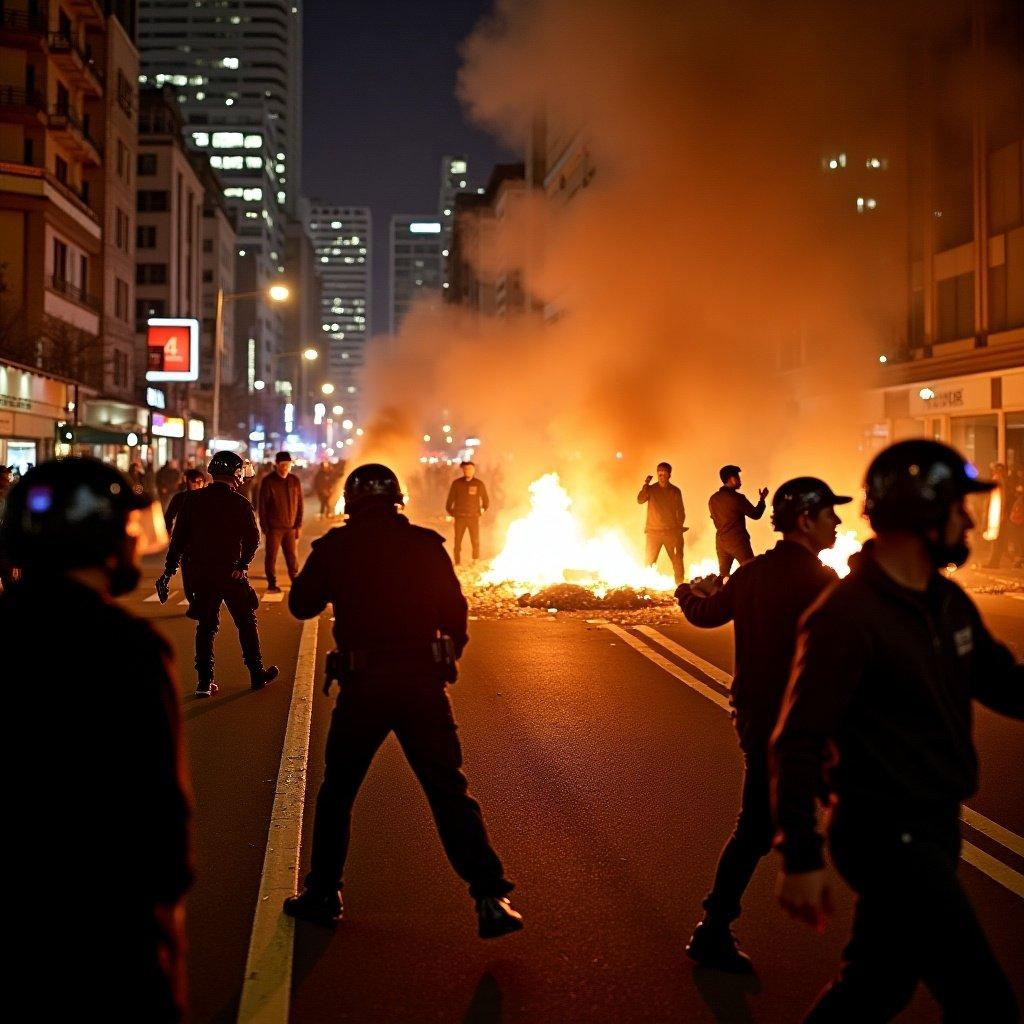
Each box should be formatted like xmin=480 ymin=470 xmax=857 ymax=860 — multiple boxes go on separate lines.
xmin=388 ymin=214 xmax=442 ymax=336
xmin=282 ymin=211 xmax=322 ymax=435
xmin=438 ymin=154 xmax=473 ymax=287
xmin=307 ymin=203 xmax=371 ymax=406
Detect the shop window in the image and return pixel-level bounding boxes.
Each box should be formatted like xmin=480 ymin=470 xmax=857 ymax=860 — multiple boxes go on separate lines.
xmin=951 ymin=414 xmax=998 ymax=475
xmin=1006 ymin=413 xmax=1024 ymax=472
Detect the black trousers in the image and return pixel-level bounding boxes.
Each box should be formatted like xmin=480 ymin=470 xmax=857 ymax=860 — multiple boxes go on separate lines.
xmin=717 ymin=536 xmax=755 ymax=577
xmin=306 ymin=673 xmax=512 ymax=900
xmin=645 ymin=530 xmax=685 ymax=585
xmin=264 ymin=528 xmax=299 ymax=586
xmin=702 ymin=746 xmax=773 ymax=924
xmin=804 ymin=809 xmax=1018 ymax=1023
xmin=453 ymin=517 xmax=480 ymax=564
xmin=192 ymin=576 xmax=263 ymax=682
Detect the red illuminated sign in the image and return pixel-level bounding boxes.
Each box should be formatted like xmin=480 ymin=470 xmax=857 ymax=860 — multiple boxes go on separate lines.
xmin=146 ymin=318 xmax=200 ymax=382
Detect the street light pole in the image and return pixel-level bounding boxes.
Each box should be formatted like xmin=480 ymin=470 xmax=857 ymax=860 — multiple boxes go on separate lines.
xmin=212 ymin=286 xmax=225 ymax=439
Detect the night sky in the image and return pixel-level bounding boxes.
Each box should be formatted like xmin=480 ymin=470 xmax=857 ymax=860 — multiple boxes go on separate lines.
xmin=302 ymin=0 xmax=515 ymax=331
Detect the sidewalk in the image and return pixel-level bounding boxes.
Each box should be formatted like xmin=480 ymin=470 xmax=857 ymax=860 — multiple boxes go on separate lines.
xmin=953 ymin=562 xmax=1024 ymax=593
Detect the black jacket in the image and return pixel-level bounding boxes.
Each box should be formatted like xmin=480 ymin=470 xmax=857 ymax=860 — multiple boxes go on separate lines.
xmin=2 ymin=575 xmax=192 ymax=1017
xmin=709 ymin=486 xmax=765 ymax=542
xmin=637 ymin=482 xmax=686 ymax=533
xmin=446 ymin=477 xmax=489 ymax=518
xmin=258 ymin=471 xmax=303 ymax=531
xmin=164 ymin=481 xmax=260 ymax=580
xmin=289 ymin=510 xmax=469 ymax=656
xmin=772 ymin=543 xmax=1024 ymax=872
xmin=163 ymin=488 xmax=188 ymax=534
xmin=678 ymin=540 xmax=837 ymax=749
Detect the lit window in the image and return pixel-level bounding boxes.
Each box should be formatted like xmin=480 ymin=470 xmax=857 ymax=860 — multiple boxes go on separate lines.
xmin=242 ymin=187 xmax=262 ymax=201
xmin=222 ymin=156 xmax=244 ymax=170
xmin=866 ymin=156 xmax=887 ymax=170
xmin=277 ymin=191 xmax=286 ymax=204
xmin=245 ymin=156 xmax=262 ymax=169
xmin=450 ymin=160 xmax=467 ymax=174
xmin=193 ymin=132 xmax=210 ymax=147
xmin=212 ymin=132 xmax=244 ymax=149
xmin=331 ymin=220 xmax=341 ymax=228
xmin=856 ymin=196 xmax=877 ymax=213
xmin=225 ymin=98 xmax=234 ymax=106
xmin=224 ymin=187 xmax=244 ymax=197
xmin=824 ymin=153 xmax=847 ymax=171
xmin=195 ymin=92 xmax=205 ymax=100
xmin=221 ymin=57 xmax=239 ymax=69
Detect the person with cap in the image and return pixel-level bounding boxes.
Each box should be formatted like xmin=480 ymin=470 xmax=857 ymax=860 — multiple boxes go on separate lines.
xmin=0 ymin=457 xmax=192 ymax=1020
xmin=258 ymin=450 xmax=303 ymax=593
xmin=284 ymin=463 xmax=523 ymax=938
xmin=638 ymin=461 xmax=688 ymax=585
xmin=158 ymin=450 xmax=278 ymax=698
xmin=676 ymin=476 xmax=850 ymax=973
xmin=772 ymin=440 xmax=1023 ymax=1022
xmin=445 ymin=460 xmax=489 ymax=566
xmin=709 ymin=465 xmax=769 ymax=576
xmin=163 ymin=468 xmax=207 ymax=535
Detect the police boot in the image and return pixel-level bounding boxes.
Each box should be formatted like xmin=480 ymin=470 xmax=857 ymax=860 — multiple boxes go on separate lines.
xmin=685 ymin=919 xmax=754 ymax=974
xmin=283 ymin=888 xmax=344 ymax=927
xmin=195 ymin=678 xmax=219 ymax=699
xmin=250 ymin=664 xmax=279 ymax=691
xmin=476 ymin=897 xmax=524 ymax=939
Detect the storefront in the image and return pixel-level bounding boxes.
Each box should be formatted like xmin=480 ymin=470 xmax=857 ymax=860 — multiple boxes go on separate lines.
xmin=79 ymin=399 xmax=150 ymax=471
xmin=0 ymin=359 xmax=79 ymax=474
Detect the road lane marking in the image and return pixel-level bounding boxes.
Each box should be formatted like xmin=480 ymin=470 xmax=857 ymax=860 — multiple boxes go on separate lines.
xmin=961 ymin=806 xmax=1024 ymax=858
xmin=262 ymin=591 xmax=284 ymax=603
xmin=634 ymin=625 xmax=732 ymax=687
xmin=144 ymin=590 xmax=176 ymax=603
xmin=614 ymin=625 xmax=1024 ymax=900
xmin=601 ymin=624 xmax=731 ymax=712
xmin=961 ymin=841 xmax=1024 ymax=898
xmin=237 ymin=615 xmax=319 ymax=1023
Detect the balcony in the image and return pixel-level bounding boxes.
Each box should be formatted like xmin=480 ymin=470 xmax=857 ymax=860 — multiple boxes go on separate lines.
xmin=62 ymin=0 xmax=104 ymax=26
xmin=0 ymin=7 xmax=48 ymax=48
xmin=48 ymin=33 xmax=104 ymax=96
xmin=48 ymin=103 xmax=102 ymax=165
xmin=0 ymin=84 xmax=48 ymax=125
xmin=48 ymin=275 xmax=101 ymax=314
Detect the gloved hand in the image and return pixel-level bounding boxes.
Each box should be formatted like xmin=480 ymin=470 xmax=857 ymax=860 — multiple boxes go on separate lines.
xmin=230 ymin=568 xmax=247 ymax=580
xmin=689 ymin=574 xmax=721 ymax=598
xmin=155 ymin=573 xmax=172 ymax=604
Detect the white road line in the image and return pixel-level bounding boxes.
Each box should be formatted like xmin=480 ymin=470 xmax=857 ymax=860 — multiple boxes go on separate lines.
xmin=177 ymin=599 xmax=190 ymax=607
xmin=237 ymin=616 xmax=319 ymax=1023
xmin=1005 ymin=593 xmax=1024 ymax=603
xmin=634 ymin=625 xmax=732 ymax=688
xmin=616 ymin=625 xmax=1024 ymax=900
xmin=261 ymin=591 xmax=284 ymax=603
xmin=144 ymin=590 xmax=176 ymax=603
xmin=962 ymin=841 xmax=1024 ymax=898
xmin=601 ymin=624 xmax=731 ymax=712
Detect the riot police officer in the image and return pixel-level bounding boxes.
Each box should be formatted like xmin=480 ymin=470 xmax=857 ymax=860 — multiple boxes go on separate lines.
xmin=772 ymin=441 xmax=1023 ymax=1021
xmin=284 ymin=464 xmax=523 ymax=938
xmin=158 ymin=450 xmax=278 ymax=698
xmin=0 ymin=458 xmax=193 ymax=1020
xmin=676 ymin=476 xmax=849 ymax=972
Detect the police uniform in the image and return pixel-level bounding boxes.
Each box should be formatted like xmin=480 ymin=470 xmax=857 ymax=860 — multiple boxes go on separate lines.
xmin=772 ymin=443 xmax=1023 ymax=1022
xmin=286 ymin=465 xmax=519 ymax=936
xmin=163 ymin=471 xmax=274 ymax=694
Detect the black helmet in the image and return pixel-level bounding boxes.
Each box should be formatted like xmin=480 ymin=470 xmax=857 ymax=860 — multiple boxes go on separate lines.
xmin=864 ymin=440 xmax=994 ymax=532
xmin=208 ymin=450 xmax=245 ymax=481
xmin=771 ymin=477 xmax=852 ymax=533
xmin=0 ymin=457 xmax=156 ymax=572
xmin=343 ymin=463 xmax=403 ymax=513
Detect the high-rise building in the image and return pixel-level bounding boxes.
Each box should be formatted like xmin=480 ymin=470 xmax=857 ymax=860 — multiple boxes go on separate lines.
xmin=439 ymin=154 xmax=473 ymax=286
xmin=389 ymin=214 xmax=443 ymax=336
xmin=307 ymin=205 xmax=371 ymax=399
xmin=136 ymin=0 xmax=302 ymax=435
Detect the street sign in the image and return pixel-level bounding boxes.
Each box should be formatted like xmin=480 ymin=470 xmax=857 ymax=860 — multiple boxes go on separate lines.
xmin=146 ymin=318 xmax=200 ymax=382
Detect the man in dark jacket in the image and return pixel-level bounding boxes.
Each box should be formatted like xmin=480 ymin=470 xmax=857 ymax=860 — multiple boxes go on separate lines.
xmin=156 ymin=459 xmax=182 ymax=510
xmin=0 ymin=458 xmax=193 ymax=1021
xmin=284 ymin=463 xmax=523 ymax=938
xmin=258 ymin=449 xmax=303 ymax=592
xmin=159 ymin=450 xmax=278 ymax=698
xmin=164 ymin=468 xmax=206 ymax=534
xmin=676 ymin=477 xmax=849 ymax=972
xmin=773 ymin=441 xmax=1023 ymax=1022
xmin=445 ymin=460 xmax=489 ymax=565
xmin=709 ymin=464 xmax=769 ymax=576
xmin=638 ymin=461 xmax=687 ymax=584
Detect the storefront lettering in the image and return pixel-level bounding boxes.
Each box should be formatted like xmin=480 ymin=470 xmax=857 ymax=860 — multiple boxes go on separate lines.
xmin=0 ymin=393 xmax=32 ymax=411
xmin=924 ymin=388 xmax=965 ymax=410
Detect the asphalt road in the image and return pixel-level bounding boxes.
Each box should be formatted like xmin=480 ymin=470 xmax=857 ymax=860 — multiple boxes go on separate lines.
xmin=125 ymin=522 xmax=1024 ymax=1023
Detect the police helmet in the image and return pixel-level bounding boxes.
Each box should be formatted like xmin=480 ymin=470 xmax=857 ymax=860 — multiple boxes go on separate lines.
xmin=343 ymin=463 xmax=403 ymax=513
xmin=0 ymin=457 xmax=164 ymax=572
xmin=208 ymin=450 xmax=245 ymax=481
xmin=864 ymin=440 xmax=994 ymax=532
xmin=771 ymin=477 xmax=852 ymax=533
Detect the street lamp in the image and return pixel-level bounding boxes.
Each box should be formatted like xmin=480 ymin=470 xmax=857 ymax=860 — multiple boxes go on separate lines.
xmin=302 ymin=347 xmax=318 ymax=361
xmin=212 ymin=282 xmax=292 ymax=438
xmin=321 ymin=382 xmax=335 ymax=395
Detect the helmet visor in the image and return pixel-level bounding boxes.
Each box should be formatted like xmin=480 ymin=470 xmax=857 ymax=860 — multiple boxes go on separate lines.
xmin=126 ymin=500 xmax=169 ymax=555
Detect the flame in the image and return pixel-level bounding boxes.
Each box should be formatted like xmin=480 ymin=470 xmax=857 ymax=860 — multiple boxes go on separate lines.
xmin=688 ymin=557 xmax=720 ymax=580
xmin=819 ymin=529 xmax=862 ymax=579
xmin=983 ymin=489 xmax=1001 ymax=542
xmin=482 ymin=473 xmax=677 ymax=591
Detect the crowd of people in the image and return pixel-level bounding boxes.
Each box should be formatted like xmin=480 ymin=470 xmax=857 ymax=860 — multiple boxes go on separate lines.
xmin=0 ymin=441 xmax=1022 ymax=1021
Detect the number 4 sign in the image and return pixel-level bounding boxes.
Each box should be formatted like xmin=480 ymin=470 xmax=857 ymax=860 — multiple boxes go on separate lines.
xmin=146 ymin=318 xmax=200 ymax=382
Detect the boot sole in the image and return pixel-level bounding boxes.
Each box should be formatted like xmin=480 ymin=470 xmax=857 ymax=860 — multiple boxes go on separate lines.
xmin=479 ymin=917 xmax=524 ymax=940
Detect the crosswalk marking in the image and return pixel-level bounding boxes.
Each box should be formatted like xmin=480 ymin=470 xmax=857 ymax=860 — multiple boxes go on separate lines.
xmin=261 ymin=590 xmax=284 ymax=603
xmin=613 ymin=624 xmax=1024 ymax=900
